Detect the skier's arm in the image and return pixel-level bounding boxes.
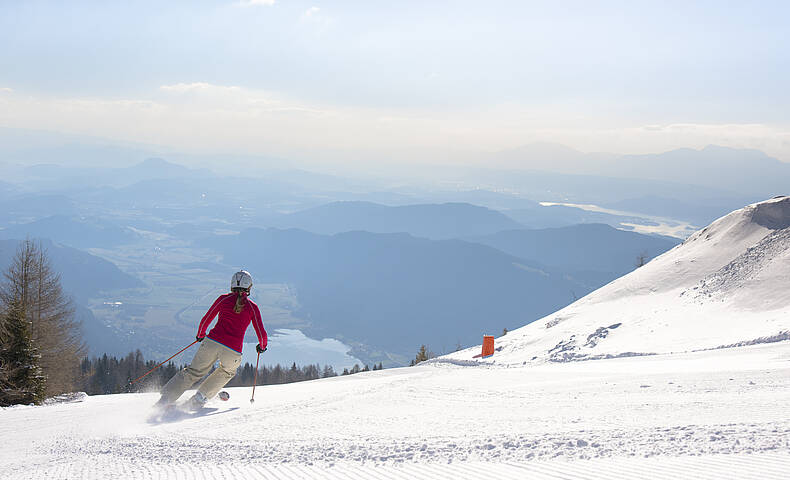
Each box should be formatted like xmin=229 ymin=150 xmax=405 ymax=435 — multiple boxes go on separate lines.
xmin=250 ymin=303 xmax=268 ymax=349
xmin=197 ymin=295 xmax=224 ymax=338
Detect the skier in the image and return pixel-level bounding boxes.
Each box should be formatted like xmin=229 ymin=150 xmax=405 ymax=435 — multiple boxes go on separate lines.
xmin=155 ymin=270 xmax=267 ymax=410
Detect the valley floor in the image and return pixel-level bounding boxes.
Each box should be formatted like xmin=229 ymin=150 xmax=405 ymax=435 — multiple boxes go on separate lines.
xmin=2 ymin=343 xmax=789 ymax=479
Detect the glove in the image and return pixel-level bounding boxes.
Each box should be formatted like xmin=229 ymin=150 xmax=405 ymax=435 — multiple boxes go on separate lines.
xmin=256 ymin=344 xmax=267 ymax=354
xmin=196 ymin=335 xmax=205 ymax=342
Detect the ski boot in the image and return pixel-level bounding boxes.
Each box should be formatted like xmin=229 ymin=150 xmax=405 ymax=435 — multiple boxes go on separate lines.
xmin=185 ymin=391 xmax=208 ymax=411
xmin=153 ymin=396 xmax=174 ymax=411
xmin=148 ymin=396 xmax=177 ymax=422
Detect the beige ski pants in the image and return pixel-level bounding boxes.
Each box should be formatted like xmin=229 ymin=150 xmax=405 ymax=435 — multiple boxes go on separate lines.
xmin=159 ymin=338 xmax=242 ymax=404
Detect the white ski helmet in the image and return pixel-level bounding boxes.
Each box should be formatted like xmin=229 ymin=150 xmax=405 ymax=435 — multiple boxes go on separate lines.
xmin=231 ymin=270 xmax=253 ymax=290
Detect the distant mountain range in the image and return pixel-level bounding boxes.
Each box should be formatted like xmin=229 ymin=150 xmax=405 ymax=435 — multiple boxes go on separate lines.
xmin=466 ymin=224 xmax=681 ymax=275
xmin=0 ymin=238 xmax=143 ymax=303
xmin=275 ymin=199 xmax=690 ymax=237
xmin=494 ymin=143 xmax=788 ymax=199
xmin=0 ymin=194 xmax=79 ymax=222
xmin=600 ymin=195 xmax=757 ymax=226
xmin=0 ymin=215 xmax=138 ymax=249
xmin=500 ymin=204 xmax=649 ymax=230
xmin=19 ymin=157 xmax=201 ymax=189
xmin=0 ymin=238 xmax=145 ymax=356
xmin=276 ymin=201 xmax=524 ymax=239
xmin=0 ymin=144 xmax=770 ymax=235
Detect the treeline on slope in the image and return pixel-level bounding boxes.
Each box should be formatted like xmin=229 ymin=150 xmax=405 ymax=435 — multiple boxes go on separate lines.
xmin=226 ymin=360 xmax=384 ymax=388
xmin=80 ymin=351 xmax=182 ymax=395
xmin=80 ymin=350 xmax=385 ymax=396
xmin=0 ymin=240 xmax=85 ymax=406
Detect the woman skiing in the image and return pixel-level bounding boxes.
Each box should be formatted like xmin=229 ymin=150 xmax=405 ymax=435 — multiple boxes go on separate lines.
xmin=156 ymin=270 xmax=267 ymax=410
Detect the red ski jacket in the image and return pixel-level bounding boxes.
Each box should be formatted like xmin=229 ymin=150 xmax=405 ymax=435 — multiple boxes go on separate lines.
xmin=197 ymin=293 xmax=267 ymax=353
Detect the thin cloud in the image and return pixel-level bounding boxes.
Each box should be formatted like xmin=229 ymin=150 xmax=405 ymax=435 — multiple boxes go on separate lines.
xmin=236 ymin=0 xmax=275 ymax=7
xmin=0 ymin=87 xmax=13 ymax=93
xmin=1 ymin=86 xmax=789 ymax=164
xmin=300 ymin=5 xmax=332 ymax=31
xmin=159 ymin=82 xmax=327 ymax=115
xmin=160 ymin=82 xmax=241 ymax=94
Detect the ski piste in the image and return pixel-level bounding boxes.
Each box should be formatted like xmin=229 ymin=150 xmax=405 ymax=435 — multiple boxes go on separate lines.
xmin=147 ymin=390 xmax=230 ymax=423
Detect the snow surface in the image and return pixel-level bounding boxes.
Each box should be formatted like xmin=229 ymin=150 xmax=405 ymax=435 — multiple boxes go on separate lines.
xmin=1 ymin=343 xmax=789 ymax=479
xmin=2 ymin=197 xmax=790 ymax=479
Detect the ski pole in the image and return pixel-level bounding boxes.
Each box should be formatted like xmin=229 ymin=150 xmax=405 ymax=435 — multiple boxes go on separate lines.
xmin=250 ymin=351 xmax=261 ymax=404
xmin=129 ymin=339 xmax=199 ymax=387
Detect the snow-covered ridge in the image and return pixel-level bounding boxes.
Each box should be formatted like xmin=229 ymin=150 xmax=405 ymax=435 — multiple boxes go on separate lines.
xmin=441 ymin=196 xmax=790 ymax=366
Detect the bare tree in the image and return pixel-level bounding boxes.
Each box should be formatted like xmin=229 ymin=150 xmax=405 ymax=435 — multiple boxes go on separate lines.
xmin=0 ymin=239 xmax=85 ymax=396
xmin=635 ymin=251 xmax=649 ymax=268
xmin=0 ymin=300 xmax=10 ymax=397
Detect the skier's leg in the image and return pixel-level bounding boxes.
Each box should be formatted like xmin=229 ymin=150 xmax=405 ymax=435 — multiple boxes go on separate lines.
xmin=158 ymin=341 xmax=219 ymax=405
xmin=196 ymin=346 xmax=242 ymax=400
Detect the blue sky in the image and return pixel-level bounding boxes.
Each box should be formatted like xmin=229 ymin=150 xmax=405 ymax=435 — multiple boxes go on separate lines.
xmin=1 ymin=0 xmax=788 ymax=165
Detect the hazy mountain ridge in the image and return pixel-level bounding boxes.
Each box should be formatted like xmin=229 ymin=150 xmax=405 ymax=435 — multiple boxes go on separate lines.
xmin=19 ymin=157 xmax=203 ymax=189
xmin=1 ymin=142 xmax=772 ymax=237
xmin=0 ymin=215 xmax=139 ymax=249
xmin=500 ymin=204 xmax=647 ymax=230
xmin=600 ymin=195 xmax=758 ymax=226
xmin=0 ymin=238 xmax=146 ymax=356
xmin=0 ymin=238 xmax=143 ymax=303
xmin=494 ymin=143 xmax=788 ymax=199
xmin=466 ymin=224 xmax=681 ymax=274
xmin=277 ymin=201 xmax=525 ymax=239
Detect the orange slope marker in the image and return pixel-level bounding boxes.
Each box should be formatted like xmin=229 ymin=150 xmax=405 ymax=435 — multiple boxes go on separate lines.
xmin=473 ymin=335 xmax=496 ymax=358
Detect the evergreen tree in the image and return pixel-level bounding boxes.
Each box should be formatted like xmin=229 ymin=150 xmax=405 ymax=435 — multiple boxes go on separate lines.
xmin=0 ymin=300 xmax=45 ymax=406
xmin=0 ymin=239 xmax=85 ymax=397
xmin=272 ymin=364 xmax=284 ymax=384
xmin=412 ymin=344 xmax=432 ymax=365
xmin=304 ymin=364 xmax=320 ymax=381
xmin=77 ymin=354 xmax=347 ymax=395
xmin=285 ymin=362 xmax=298 ymax=383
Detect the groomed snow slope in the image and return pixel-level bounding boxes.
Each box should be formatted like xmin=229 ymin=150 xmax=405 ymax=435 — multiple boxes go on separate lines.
xmin=441 ymin=196 xmax=790 ymax=366
xmin=1 ymin=343 xmax=789 ymax=479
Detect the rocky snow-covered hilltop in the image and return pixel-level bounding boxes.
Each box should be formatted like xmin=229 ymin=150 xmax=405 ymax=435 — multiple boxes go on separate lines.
xmin=443 ymin=196 xmax=790 ymax=365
